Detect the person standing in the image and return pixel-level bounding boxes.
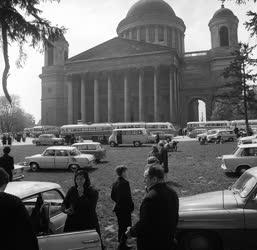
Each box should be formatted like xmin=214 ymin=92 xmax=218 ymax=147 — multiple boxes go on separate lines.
xmin=158 ymin=141 xmax=169 ymax=174
xmin=126 ymin=164 xmax=179 ymax=250
xmin=0 ymin=168 xmax=39 ymax=250
xmin=62 ymin=170 xmax=104 ymax=249
xmin=0 ymin=146 xmax=14 ymax=181
xmin=111 ymin=165 xmax=134 ymax=243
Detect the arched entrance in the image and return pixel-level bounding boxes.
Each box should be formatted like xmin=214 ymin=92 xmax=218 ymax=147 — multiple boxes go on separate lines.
xmin=187 ymin=98 xmax=206 ymax=122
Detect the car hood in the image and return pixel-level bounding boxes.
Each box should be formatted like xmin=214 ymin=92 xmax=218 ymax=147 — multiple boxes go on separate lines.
xmin=25 ymin=154 xmax=42 ymax=159
xmin=180 ymin=190 xmax=237 ymax=211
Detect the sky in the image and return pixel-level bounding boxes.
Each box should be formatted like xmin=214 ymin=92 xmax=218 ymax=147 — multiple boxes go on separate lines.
xmin=0 ymin=0 xmax=256 ymax=123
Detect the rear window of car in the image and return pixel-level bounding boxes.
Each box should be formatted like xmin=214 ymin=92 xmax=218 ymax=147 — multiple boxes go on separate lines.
xmin=87 ymin=145 xmax=97 ymax=150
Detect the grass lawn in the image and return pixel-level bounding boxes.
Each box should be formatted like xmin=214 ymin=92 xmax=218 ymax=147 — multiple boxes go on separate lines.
xmin=6 ymin=141 xmax=238 ymax=249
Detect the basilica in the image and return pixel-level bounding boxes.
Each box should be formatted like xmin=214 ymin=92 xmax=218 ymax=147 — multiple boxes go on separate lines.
xmin=40 ymin=0 xmax=239 ymax=126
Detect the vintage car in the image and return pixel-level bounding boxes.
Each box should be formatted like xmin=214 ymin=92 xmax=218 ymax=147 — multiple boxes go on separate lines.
xmin=32 ymin=134 xmax=64 ymax=146
xmin=187 ymin=128 xmax=207 ymax=138
xmin=13 ymin=164 xmax=27 ymax=181
xmin=25 ymin=146 xmax=95 ymax=172
xmin=72 ymin=141 xmax=106 ymax=163
xmin=150 ymin=130 xmax=174 ymax=140
xmin=206 ymin=129 xmax=237 ymax=142
xmin=220 ymin=143 xmax=257 ymax=175
xmin=196 ymin=129 xmax=217 ymax=141
xmin=238 ymin=134 xmax=257 ymax=145
xmin=177 ymin=167 xmax=257 ymax=250
xmin=4 ymin=181 xmax=101 ymax=250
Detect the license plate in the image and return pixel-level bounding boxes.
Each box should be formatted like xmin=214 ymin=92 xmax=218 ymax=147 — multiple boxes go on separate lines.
xmin=221 ymin=164 xmax=227 ymax=170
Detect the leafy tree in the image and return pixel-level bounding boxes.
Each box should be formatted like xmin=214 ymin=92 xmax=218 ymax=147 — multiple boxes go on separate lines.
xmin=0 ymin=0 xmax=66 ymax=104
xmin=226 ymin=0 xmax=257 ymax=37
xmin=0 ymin=95 xmax=35 ymax=132
xmin=216 ymin=43 xmax=257 ymax=134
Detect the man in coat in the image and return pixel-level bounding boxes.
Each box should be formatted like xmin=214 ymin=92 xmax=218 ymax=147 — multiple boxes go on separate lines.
xmin=111 ymin=165 xmax=134 ymax=243
xmin=0 ymin=168 xmax=39 ymax=250
xmin=126 ymin=164 xmax=179 ymax=250
xmin=0 ymin=146 xmax=14 ymax=181
xmin=159 ymin=141 xmax=169 ymax=174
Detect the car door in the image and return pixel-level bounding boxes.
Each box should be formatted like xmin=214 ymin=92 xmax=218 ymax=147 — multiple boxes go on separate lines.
xmin=41 ymin=149 xmax=55 ymax=168
xmin=54 ymin=150 xmax=69 ymax=169
xmin=38 ymin=230 xmax=101 ymax=250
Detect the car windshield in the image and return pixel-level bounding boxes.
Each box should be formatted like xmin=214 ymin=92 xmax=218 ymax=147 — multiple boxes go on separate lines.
xmin=232 ymin=146 xmax=241 ymax=155
xmin=70 ymin=149 xmax=81 ymax=156
xmin=231 ymin=172 xmax=257 ymax=198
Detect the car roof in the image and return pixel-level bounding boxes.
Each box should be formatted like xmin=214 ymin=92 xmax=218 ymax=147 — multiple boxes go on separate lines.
xmin=72 ymin=142 xmax=100 ymax=146
xmin=238 ymin=143 xmax=257 ymax=148
xmin=45 ymin=146 xmax=76 ymax=150
xmin=4 ymin=181 xmax=62 ymax=200
xmin=113 ymin=128 xmax=145 ymax=131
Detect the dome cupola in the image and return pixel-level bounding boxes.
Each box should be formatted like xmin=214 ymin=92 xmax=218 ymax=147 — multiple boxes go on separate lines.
xmin=209 ymin=4 xmax=239 ymax=49
xmin=116 ymin=0 xmax=186 ymax=55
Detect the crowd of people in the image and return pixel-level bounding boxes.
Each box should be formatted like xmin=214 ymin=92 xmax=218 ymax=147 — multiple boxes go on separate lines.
xmin=0 ymin=139 xmax=179 ymax=250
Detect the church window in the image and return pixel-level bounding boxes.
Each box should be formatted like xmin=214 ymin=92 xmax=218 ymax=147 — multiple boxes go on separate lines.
xmin=219 ymin=26 xmax=229 ymax=47
xmin=158 ymin=26 xmax=164 ymax=41
xmin=47 ymin=42 xmax=54 ymax=66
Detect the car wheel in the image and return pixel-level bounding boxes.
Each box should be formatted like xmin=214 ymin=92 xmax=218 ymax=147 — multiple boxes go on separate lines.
xmin=69 ymin=164 xmax=79 ymax=172
xmin=30 ymin=163 xmax=39 ymax=172
xmin=110 ymin=141 xmax=116 ymax=147
xmin=134 ymin=141 xmax=141 ymax=147
xmin=236 ymin=165 xmax=249 ymax=176
xmin=179 ymin=231 xmax=222 ymax=250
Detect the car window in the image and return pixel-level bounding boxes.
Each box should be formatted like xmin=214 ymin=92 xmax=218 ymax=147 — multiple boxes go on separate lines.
xmin=241 ymin=148 xmax=257 ymax=157
xmin=88 ymin=145 xmax=96 ymax=150
xmin=55 ymin=150 xmax=68 ymax=157
xmin=43 ymin=149 xmax=55 ymax=156
xmin=41 ymin=190 xmax=64 ymax=218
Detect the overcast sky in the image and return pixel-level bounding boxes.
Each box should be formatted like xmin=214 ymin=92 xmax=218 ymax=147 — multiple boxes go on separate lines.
xmin=0 ymin=0 xmax=255 ymax=123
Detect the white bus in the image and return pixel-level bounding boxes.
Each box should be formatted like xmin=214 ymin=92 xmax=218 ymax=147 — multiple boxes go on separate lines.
xmin=186 ymin=121 xmax=230 ymax=132
xmin=60 ymin=123 xmax=113 ymax=143
xmin=30 ymin=126 xmax=60 ymax=137
xmin=112 ymin=122 xmax=176 ymax=135
xmin=231 ymin=119 xmax=257 ymax=129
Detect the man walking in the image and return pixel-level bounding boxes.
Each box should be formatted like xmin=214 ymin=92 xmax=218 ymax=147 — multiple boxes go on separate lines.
xmin=0 ymin=146 xmax=14 ymax=181
xmin=0 ymin=168 xmax=39 ymax=250
xmin=111 ymin=165 xmax=134 ymax=244
xmin=159 ymin=141 xmax=169 ymax=174
xmin=126 ymin=164 xmax=179 ymax=250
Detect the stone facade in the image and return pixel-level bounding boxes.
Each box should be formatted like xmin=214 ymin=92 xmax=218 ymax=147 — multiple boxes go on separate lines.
xmin=40 ymin=0 xmax=239 ymax=127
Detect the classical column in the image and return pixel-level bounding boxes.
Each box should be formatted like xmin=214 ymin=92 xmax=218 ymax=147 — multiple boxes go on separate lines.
xmin=67 ymin=75 xmax=73 ymax=124
xmin=81 ymin=75 xmax=86 ymax=123
xmin=177 ymin=32 xmax=181 ymax=54
xmin=171 ymin=28 xmax=176 ymax=48
xmin=173 ymin=70 xmax=177 ymax=119
xmin=146 ymin=26 xmax=150 ymax=42
xmin=164 ymin=26 xmax=168 ymax=46
xmin=138 ymin=69 xmax=144 ymax=121
xmin=129 ymin=30 xmax=132 ymax=39
xmin=137 ymin=28 xmax=140 ymax=41
xmin=124 ymin=72 xmax=129 ymax=122
xmin=169 ymin=68 xmax=175 ymax=122
xmin=94 ymin=78 xmax=99 ymax=123
xmin=107 ymin=74 xmax=113 ymax=122
xmin=182 ymin=34 xmax=185 ymax=53
xmin=153 ymin=66 xmax=159 ymax=122
xmin=154 ymin=26 xmax=159 ymax=43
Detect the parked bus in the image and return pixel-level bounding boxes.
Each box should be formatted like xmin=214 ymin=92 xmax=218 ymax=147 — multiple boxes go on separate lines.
xmin=60 ymin=123 xmax=113 ymax=143
xmin=29 ymin=126 xmax=60 ymax=137
xmin=231 ymin=119 xmax=257 ymax=129
xmin=186 ymin=121 xmax=230 ymax=132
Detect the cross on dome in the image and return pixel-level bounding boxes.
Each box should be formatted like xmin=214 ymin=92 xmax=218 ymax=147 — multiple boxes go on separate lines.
xmin=220 ymin=0 xmax=225 ymax=8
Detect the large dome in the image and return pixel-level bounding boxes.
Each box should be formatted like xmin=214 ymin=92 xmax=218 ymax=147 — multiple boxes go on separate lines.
xmin=127 ymin=0 xmax=176 ymax=19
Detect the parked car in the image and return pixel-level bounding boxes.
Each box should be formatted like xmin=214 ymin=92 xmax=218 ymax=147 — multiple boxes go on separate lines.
xmin=207 ymin=129 xmax=236 ymax=142
xmin=4 ymin=181 xmax=101 ymax=250
xmin=238 ymin=134 xmax=257 ymax=145
xmin=197 ymin=129 xmax=217 ymax=141
xmin=177 ymin=167 xmax=257 ymax=250
xmin=220 ymin=143 xmax=257 ymax=175
xmin=187 ymin=128 xmax=207 ymax=138
xmin=13 ymin=164 xmax=27 ymax=181
xmin=32 ymin=134 xmax=64 ymax=146
xmin=150 ymin=130 xmax=174 ymax=140
xmin=25 ymin=146 xmax=95 ymax=172
xmin=72 ymin=141 xmax=106 ymax=163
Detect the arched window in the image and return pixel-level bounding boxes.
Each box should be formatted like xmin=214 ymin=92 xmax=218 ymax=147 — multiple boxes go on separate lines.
xmin=47 ymin=43 xmax=54 ymax=66
xmin=219 ymin=26 xmax=229 ymax=47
